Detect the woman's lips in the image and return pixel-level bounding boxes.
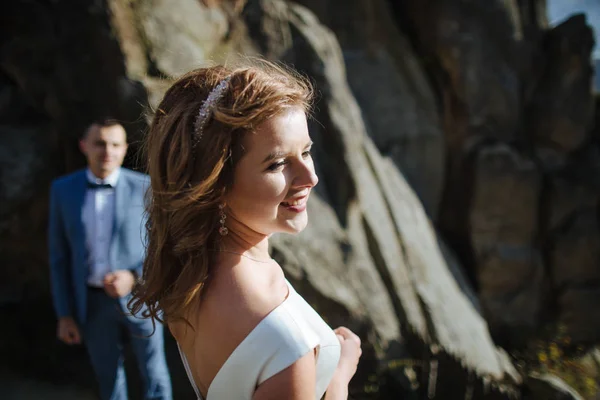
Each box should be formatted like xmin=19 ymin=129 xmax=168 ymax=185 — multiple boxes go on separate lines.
xmin=280 ymin=194 xmax=309 ymax=212
xmin=281 ymin=197 xmax=306 ymax=207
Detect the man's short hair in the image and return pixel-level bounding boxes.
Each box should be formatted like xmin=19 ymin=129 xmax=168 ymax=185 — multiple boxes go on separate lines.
xmin=82 ymin=117 xmax=124 ymax=139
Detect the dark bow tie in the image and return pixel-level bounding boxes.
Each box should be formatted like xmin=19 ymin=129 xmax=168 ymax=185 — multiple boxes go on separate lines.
xmin=87 ymin=181 xmax=113 ymax=190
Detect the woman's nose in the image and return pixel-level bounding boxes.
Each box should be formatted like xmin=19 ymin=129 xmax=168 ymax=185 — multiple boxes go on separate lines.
xmin=294 ymin=160 xmax=318 ymax=188
xmin=308 ymin=169 xmax=318 ymax=188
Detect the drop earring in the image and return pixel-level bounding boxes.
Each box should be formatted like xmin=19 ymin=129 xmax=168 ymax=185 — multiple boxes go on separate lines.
xmin=218 ymin=204 xmax=228 ymax=236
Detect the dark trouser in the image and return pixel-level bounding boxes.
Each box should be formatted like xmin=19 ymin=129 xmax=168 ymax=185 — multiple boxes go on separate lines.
xmin=83 ymin=288 xmax=172 ymax=400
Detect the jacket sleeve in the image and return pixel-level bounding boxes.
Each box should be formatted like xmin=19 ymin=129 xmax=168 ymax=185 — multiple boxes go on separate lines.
xmin=132 ymin=175 xmax=150 ymax=279
xmin=48 ymin=181 xmax=73 ymax=319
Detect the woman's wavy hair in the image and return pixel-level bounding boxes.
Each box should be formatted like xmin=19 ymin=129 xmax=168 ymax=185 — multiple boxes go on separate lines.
xmin=128 ymin=60 xmax=313 ymax=327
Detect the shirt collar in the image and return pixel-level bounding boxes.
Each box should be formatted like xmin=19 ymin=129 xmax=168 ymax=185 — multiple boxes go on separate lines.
xmin=86 ymin=168 xmax=121 ymax=187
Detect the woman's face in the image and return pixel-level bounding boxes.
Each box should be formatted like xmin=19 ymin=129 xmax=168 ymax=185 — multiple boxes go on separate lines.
xmin=225 ymin=107 xmax=318 ymax=235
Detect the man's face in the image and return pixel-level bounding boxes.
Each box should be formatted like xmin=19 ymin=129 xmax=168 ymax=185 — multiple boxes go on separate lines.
xmin=79 ymin=124 xmax=128 ymax=178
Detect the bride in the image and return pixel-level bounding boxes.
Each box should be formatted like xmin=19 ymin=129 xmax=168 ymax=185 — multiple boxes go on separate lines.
xmin=129 ymin=61 xmax=361 ymax=399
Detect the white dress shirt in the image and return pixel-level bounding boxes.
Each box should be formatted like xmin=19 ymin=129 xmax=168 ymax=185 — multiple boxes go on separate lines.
xmin=83 ymin=168 xmax=120 ymax=288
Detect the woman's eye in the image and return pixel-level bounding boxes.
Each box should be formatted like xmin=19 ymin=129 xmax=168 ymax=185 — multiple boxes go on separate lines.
xmin=267 ymin=161 xmax=287 ymax=171
xmin=302 ymin=150 xmax=312 ymax=158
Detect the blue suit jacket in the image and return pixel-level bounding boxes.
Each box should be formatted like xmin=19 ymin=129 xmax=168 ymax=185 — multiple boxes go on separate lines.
xmin=48 ymin=168 xmax=149 ymax=324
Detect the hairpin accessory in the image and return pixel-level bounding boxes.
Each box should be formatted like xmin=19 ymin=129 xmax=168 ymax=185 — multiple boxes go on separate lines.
xmin=218 ymin=203 xmax=228 ymax=236
xmin=192 ymin=76 xmax=232 ymax=147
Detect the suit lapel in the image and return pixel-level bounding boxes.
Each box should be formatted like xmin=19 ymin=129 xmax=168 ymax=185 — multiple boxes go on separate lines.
xmin=108 ymin=172 xmax=129 ymax=271
xmin=72 ymin=171 xmax=87 ymax=244
xmin=113 ymin=172 xmax=131 ymax=238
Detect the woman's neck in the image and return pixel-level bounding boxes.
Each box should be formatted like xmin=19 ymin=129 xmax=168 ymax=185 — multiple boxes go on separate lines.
xmin=220 ymin=231 xmax=270 ymax=260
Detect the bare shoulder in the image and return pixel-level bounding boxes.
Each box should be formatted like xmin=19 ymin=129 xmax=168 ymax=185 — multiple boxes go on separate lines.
xmin=171 ymin=257 xmax=287 ymax=340
xmin=205 ymin=257 xmax=288 ymax=331
xmin=169 ymin=257 xmax=290 ymax=392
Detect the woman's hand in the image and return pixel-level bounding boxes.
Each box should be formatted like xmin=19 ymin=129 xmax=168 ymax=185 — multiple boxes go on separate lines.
xmin=325 ymin=326 xmax=362 ymax=399
xmin=333 ymin=327 xmax=362 ymax=382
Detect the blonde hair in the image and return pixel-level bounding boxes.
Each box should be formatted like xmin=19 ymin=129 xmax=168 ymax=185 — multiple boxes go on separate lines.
xmin=128 ymin=61 xmax=313 ymax=326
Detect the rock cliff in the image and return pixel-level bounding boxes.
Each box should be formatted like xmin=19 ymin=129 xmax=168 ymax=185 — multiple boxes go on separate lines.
xmin=1 ymin=0 xmax=598 ymax=398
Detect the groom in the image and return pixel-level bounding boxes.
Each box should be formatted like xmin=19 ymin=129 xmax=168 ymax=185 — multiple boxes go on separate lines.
xmin=48 ymin=118 xmax=172 ymax=400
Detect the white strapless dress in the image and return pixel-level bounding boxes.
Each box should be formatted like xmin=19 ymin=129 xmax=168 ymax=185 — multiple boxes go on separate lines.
xmin=177 ymin=279 xmax=341 ymax=399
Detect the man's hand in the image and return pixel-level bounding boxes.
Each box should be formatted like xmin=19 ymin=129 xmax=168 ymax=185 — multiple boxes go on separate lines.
xmin=57 ymin=316 xmax=81 ymax=345
xmin=103 ymin=270 xmax=136 ymax=298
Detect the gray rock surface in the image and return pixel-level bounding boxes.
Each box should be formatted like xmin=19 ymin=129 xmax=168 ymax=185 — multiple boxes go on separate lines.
xmin=527 ymin=14 xmax=596 ymax=155
xmin=293 ymin=0 xmax=445 ymax=218
xmin=1 ymin=0 xmax=598 ymax=399
xmin=470 ymin=144 xmax=545 ymax=346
